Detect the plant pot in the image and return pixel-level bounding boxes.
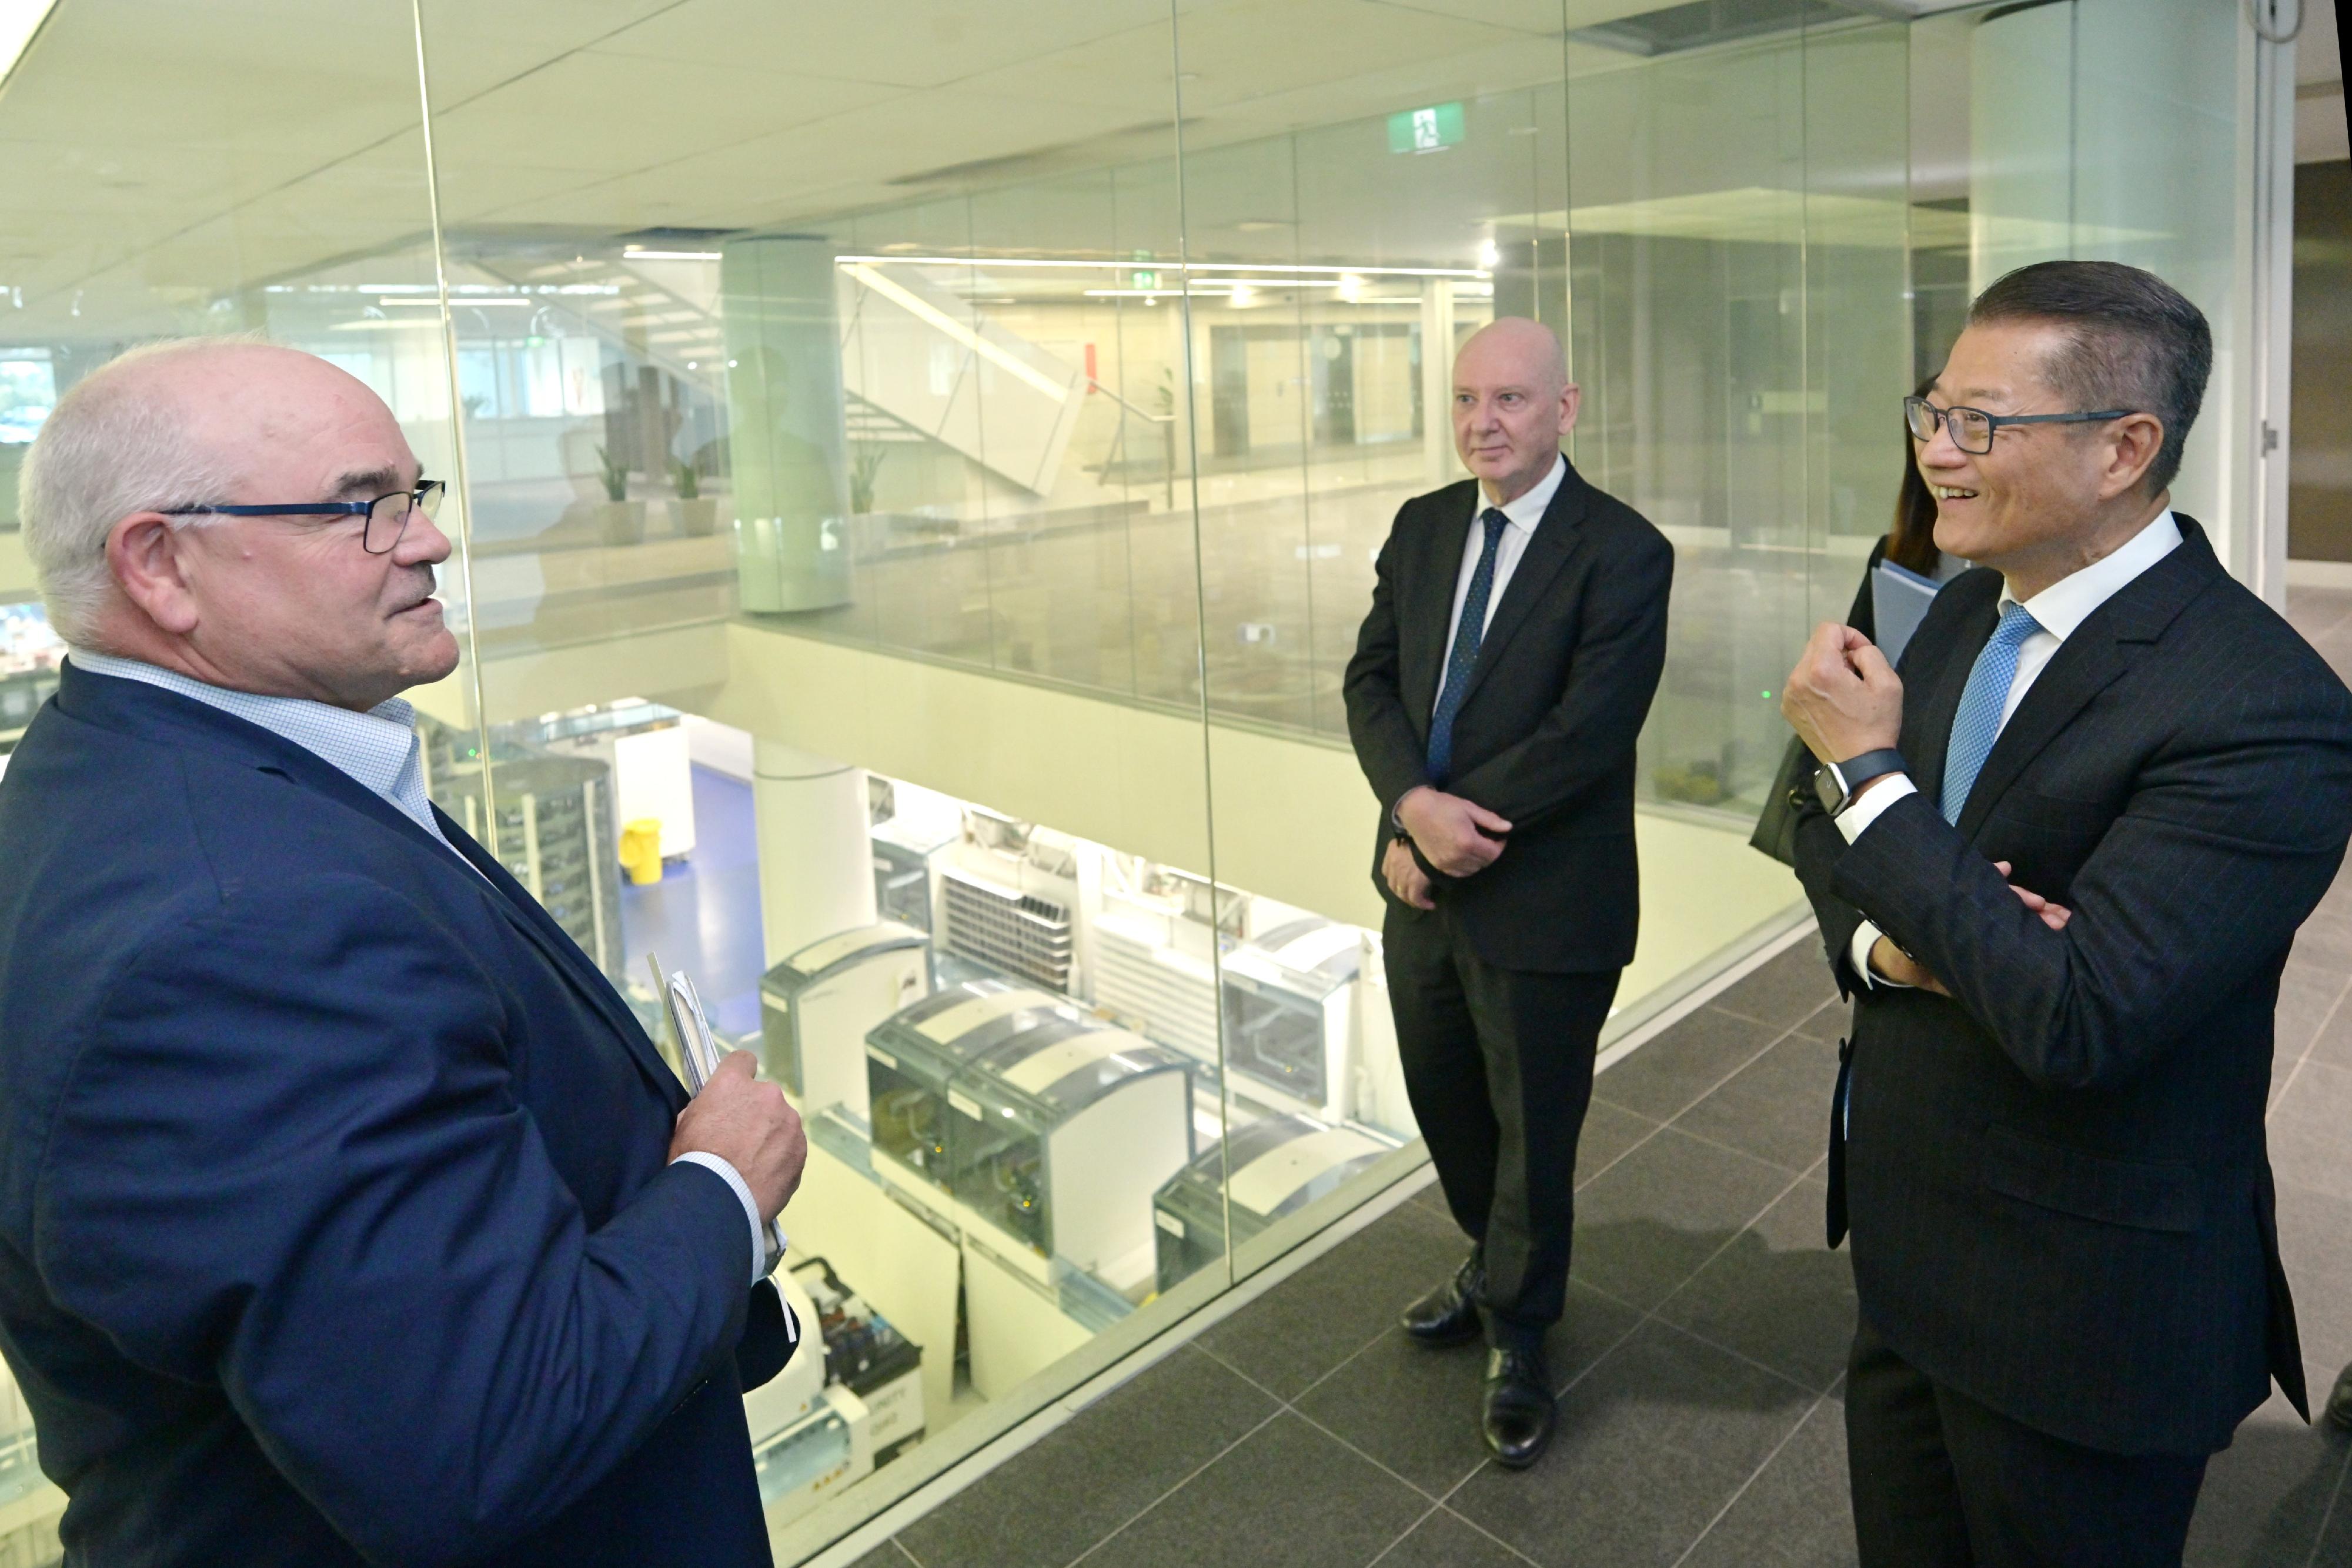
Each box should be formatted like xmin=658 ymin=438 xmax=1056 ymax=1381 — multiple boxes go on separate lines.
xmin=671 ymin=497 xmax=719 ymax=536
xmin=595 ymin=500 xmax=646 ymax=546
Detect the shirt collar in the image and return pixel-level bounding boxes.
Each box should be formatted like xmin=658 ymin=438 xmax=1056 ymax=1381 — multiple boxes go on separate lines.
xmin=1478 ymin=452 xmax=1566 ymax=534
xmin=2001 ymin=508 xmax=2183 ymax=642
xmin=65 ymin=648 xmax=422 ymax=801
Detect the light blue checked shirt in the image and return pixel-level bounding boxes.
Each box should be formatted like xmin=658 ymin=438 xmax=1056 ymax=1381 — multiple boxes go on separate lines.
xmin=65 ymin=650 xmax=775 ymax=1286
xmin=69 ymin=647 xmax=471 ymax=861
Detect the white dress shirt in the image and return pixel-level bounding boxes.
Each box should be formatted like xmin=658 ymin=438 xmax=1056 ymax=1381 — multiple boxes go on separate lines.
xmin=1837 ymin=509 xmax=2183 ymax=985
xmin=67 ymin=649 xmax=774 ymax=1285
xmin=1432 ymin=452 xmax=1568 ymax=710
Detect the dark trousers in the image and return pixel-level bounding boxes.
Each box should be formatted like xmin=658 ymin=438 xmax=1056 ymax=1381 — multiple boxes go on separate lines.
xmin=1384 ymin=905 xmax=1616 ymax=1353
xmin=1846 ymin=1317 xmax=2209 ymax=1567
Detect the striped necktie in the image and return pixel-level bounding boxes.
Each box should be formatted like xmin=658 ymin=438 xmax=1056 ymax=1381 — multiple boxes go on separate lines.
xmin=1940 ymin=601 xmax=2043 ymax=824
xmin=1426 ymin=508 xmax=1510 ymax=785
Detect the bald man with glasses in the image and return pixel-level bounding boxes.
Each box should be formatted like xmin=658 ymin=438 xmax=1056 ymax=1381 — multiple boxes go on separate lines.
xmin=0 ymin=340 xmax=807 ymax=1567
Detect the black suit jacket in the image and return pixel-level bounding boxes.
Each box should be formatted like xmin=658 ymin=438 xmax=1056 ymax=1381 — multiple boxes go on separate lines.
xmin=1344 ymin=459 xmax=1672 ymax=972
xmin=1793 ymin=517 xmax=2352 ymax=1456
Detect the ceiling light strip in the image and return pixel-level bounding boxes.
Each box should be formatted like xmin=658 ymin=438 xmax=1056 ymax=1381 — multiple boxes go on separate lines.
xmin=836 ymin=253 xmax=1489 ymax=279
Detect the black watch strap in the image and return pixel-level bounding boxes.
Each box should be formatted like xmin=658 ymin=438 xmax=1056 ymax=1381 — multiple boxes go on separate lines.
xmin=1821 ymin=748 xmax=1907 ymax=815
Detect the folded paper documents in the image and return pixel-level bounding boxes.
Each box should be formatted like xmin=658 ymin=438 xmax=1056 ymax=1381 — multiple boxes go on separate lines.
xmin=1871 ymin=558 xmax=1943 ymax=667
xmin=649 ymin=953 xmax=789 ymax=1272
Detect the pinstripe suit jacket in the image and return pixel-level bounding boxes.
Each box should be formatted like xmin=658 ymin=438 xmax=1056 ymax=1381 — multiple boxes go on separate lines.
xmin=1792 ymin=516 xmax=2352 ymax=1456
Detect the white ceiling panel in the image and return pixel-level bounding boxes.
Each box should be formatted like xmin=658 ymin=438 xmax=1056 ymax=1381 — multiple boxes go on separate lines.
xmin=466 ymin=84 xmax=1152 ymax=229
xmin=0 ymin=0 xmax=419 ymax=151
xmin=1362 ymin=0 xmax=1573 ymax=33
xmin=415 ymin=0 xmax=683 ymax=105
xmin=426 ymin=51 xmax=897 ymax=176
xmin=587 ymin=0 xmax=1177 ymax=89
xmin=1157 ymin=1 xmax=1536 ymax=112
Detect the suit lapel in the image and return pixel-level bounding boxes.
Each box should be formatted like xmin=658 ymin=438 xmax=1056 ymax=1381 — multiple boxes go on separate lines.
xmin=1408 ymin=487 xmax=1474 ymax=724
xmin=1952 ymin=636 xmax=2127 ymax=839
xmin=1952 ymin=519 xmax=2220 ymax=839
xmin=1906 ymin=581 xmax=1999 ymax=810
xmin=245 ymin=745 xmax=682 ymax=1106
xmin=58 ymin=668 xmax=686 ymax=1109
xmin=1456 ymin=460 xmax=1591 ymax=711
xmin=434 ymin=806 xmax=686 ymax=1109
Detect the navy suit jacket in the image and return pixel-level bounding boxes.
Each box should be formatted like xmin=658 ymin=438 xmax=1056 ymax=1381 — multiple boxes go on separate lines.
xmin=0 ymin=664 xmax=794 ymax=1566
xmin=1793 ymin=519 xmax=2352 ymax=1455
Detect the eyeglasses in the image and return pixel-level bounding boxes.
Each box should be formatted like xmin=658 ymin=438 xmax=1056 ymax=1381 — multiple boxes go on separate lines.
xmin=1904 ymin=396 xmax=2134 ymax=456
xmin=162 ymin=480 xmax=446 ymax=555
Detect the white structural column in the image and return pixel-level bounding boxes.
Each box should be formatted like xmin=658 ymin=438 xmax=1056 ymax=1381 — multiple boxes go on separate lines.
xmin=1420 ymin=276 xmax=1458 ymax=486
xmin=752 ymin=737 xmax=876 ymax=967
xmin=721 ymin=236 xmax=855 ymax=614
xmin=1969 ymin=0 xmax=2292 ymax=600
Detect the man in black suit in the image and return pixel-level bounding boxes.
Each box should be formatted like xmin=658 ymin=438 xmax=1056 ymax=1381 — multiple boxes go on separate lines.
xmin=1344 ymin=317 xmax=1671 ymax=1467
xmin=1782 ymin=260 xmax=2352 ymax=1566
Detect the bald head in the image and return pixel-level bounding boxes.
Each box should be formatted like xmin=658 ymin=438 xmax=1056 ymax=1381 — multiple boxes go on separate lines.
xmin=1457 ymin=317 xmax=1569 ymax=396
xmin=20 ymin=336 xmax=455 ymax=708
xmin=1452 ymin=316 xmax=1579 ymax=504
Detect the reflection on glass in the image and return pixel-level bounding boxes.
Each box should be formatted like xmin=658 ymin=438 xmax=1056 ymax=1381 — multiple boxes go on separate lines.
xmin=0 ymin=0 xmax=2267 ymax=1557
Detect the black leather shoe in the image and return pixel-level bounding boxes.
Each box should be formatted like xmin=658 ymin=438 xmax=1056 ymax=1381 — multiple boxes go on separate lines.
xmin=2327 ymin=1363 xmax=2352 ymax=1433
xmin=1481 ymin=1346 xmax=1555 ymax=1469
xmin=1401 ymin=1253 xmax=1483 ymax=1346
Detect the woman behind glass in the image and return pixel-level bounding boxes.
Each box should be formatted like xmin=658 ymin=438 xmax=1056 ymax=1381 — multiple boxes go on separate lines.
xmin=1842 ymin=375 xmax=1966 ymax=644
xmin=1751 ymin=377 xmax=1962 ymax=865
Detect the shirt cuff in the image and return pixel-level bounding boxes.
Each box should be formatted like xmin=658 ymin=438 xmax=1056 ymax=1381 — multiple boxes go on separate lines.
xmin=673 ymin=1151 xmax=767 ymax=1286
xmin=1832 ymin=773 xmax=1917 ymax=844
xmin=1848 ymin=920 xmax=1913 ymax=990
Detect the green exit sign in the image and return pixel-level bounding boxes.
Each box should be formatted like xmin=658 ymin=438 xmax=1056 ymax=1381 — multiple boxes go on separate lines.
xmin=1388 ymin=102 xmax=1465 ymax=153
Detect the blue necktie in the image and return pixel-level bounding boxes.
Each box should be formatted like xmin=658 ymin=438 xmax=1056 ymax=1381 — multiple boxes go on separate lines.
xmin=1426 ymin=508 xmax=1510 ymax=785
xmin=1940 ymin=601 xmax=2043 ymax=824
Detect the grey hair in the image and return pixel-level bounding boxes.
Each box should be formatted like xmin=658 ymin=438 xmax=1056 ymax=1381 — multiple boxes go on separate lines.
xmin=19 ymin=336 xmax=262 ymax=648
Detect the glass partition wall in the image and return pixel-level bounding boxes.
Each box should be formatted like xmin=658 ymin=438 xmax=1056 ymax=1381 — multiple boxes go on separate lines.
xmin=0 ymin=1 xmax=2268 ymax=1560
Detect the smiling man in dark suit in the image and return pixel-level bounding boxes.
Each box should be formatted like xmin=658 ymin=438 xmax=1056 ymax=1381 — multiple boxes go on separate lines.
xmin=1782 ymin=262 xmax=2352 ymax=1566
xmin=0 ymin=340 xmax=807 ymax=1566
xmin=1344 ymin=317 xmax=1672 ymax=1467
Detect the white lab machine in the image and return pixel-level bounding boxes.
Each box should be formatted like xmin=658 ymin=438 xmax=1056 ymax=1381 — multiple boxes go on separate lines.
xmin=760 ymin=922 xmax=930 ymax=1122
xmin=1218 ymin=917 xmax=1364 ymax=1119
xmin=864 ymin=978 xmax=1194 ymax=1293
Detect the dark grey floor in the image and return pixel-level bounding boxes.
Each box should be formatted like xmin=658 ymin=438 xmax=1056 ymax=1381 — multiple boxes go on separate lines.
xmin=838 ymin=590 xmax=2352 ymax=1568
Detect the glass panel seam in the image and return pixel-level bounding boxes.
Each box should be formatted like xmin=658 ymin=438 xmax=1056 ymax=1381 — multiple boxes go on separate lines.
xmin=1165 ymin=0 xmax=1237 ymax=1295
xmin=407 ymin=0 xmax=495 ymax=817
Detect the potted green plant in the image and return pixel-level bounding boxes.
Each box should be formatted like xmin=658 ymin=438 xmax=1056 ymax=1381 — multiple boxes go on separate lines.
xmin=671 ymin=458 xmax=717 ymax=536
xmin=848 ymin=447 xmax=887 ymax=515
xmin=593 ymin=443 xmax=644 ymax=545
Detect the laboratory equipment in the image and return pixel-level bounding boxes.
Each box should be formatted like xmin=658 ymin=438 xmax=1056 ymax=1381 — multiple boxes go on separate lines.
xmin=1219 ymin=918 xmax=1364 ymax=1116
xmin=1152 ymin=1112 xmax=1392 ymax=1293
xmin=787 ymin=1256 xmax=925 ymax=1466
xmin=934 ymin=811 xmax=1078 ymax=992
xmin=866 ymin=978 xmax=1194 ymax=1289
xmin=430 ymin=744 xmax=624 ymax=978
xmin=760 ymin=923 xmax=930 ymax=1122
xmin=746 ymin=1265 xmax=872 ymax=1523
